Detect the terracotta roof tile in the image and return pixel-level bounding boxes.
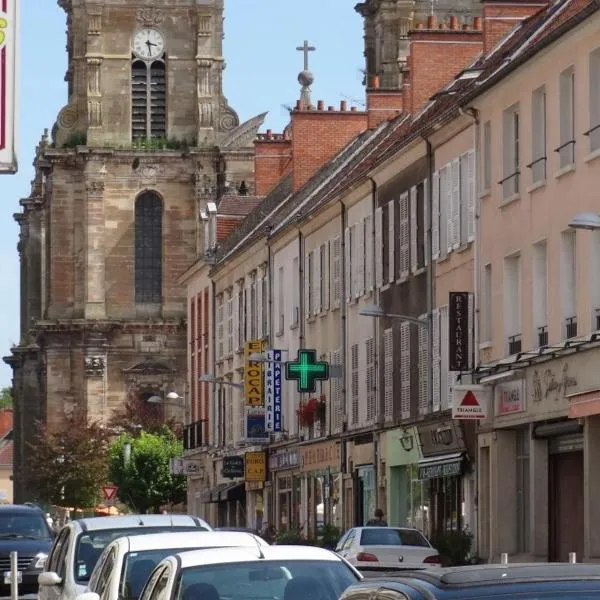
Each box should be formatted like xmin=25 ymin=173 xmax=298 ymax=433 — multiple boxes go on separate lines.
xmin=218 ymin=195 xmax=264 ymax=217
xmin=217 ymin=215 xmax=244 ymax=242
xmin=0 ymin=441 xmax=13 ymax=467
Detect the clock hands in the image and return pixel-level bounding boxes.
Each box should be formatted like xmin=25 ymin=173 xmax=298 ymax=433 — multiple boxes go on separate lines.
xmin=145 ymin=38 xmax=158 ymax=57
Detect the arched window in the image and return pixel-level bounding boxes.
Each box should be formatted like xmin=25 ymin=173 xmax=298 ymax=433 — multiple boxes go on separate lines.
xmin=131 ymin=59 xmax=166 ymax=140
xmin=135 ymin=192 xmax=163 ymax=304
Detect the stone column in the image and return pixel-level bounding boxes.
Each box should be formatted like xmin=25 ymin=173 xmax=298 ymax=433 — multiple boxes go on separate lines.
xmin=584 ymin=415 xmax=600 ymax=559
xmin=86 ymin=7 xmax=103 ymax=146
xmin=530 ymin=435 xmax=549 ymax=559
xmin=84 ymin=178 xmax=106 ymax=319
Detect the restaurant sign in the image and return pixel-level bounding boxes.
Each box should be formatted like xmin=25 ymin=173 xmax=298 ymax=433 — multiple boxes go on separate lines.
xmin=448 ymin=292 xmax=473 ymax=372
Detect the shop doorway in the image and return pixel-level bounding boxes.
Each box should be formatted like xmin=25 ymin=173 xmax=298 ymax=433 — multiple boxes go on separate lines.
xmin=549 ymin=450 xmax=583 ymax=561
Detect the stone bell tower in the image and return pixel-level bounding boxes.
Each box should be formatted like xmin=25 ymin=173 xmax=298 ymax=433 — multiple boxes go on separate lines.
xmin=5 ymin=0 xmax=266 ymax=502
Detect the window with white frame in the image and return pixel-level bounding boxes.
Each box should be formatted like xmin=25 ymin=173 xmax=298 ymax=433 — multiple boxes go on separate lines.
xmin=560 ymin=230 xmax=577 ymax=339
xmin=366 ymin=338 xmax=375 ymax=423
xmin=482 ymin=120 xmax=492 ymax=192
xmin=516 ymin=427 xmax=530 ymax=554
xmin=400 ymin=321 xmax=411 ymax=420
xmin=216 ymin=294 xmax=224 ymax=360
xmin=331 ymin=348 xmax=343 ymax=432
xmin=305 ymin=250 xmax=314 ymax=318
xmin=239 ymin=396 xmax=246 ymax=442
xmin=375 ymin=207 xmax=384 ymax=288
xmin=459 ymin=151 xmax=475 ymax=245
xmin=530 ymin=86 xmax=547 ymax=184
xmin=292 ymin=256 xmax=299 ymax=326
xmin=277 ymin=266 xmax=284 ymax=334
xmin=482 ymin=264 xmax=492 ymax=344
xmin=226 ymin=290 xmax=233 ymax=355
xmin=226 ymin=380 xmax=233 ymax=444
xmin=502 ymin=104 xmax=520 ymax=199
xmin=558 ymin=66 xmax=575 ymax=169
xmin=312 ymin=247 xmax=321 ymax=316
xmin=417 ymin=316 xmax=429 ymax=416
xmin=353 ymin=223 xmax=363 ymax=299
xmin=399 ymin=191 xmax=410 ymax=280
xmin=591 ymin=231 xmax=600 ymax=330
xmin=250 ymin=274 xmax=257 ymax=339
xmin=504 ymin=254 xmax=522 ymax=355
xmin=331 ymin=237 xmax=341 ymax=309
xmin=588 ymin=48 xmax=600 ymax=153
xmin=364 ymin=216 xmax=373 ymax=293
xmin=260 ymin=270 xmax=268 ymax=337
xmin=383 ymin=328 xmax=393 ymax=421
xmin=321 ymin=242 xmax=330 ymax=311
xmin=387 ymin=200 xmax=395 ymax=283
xmin=236 ymin=284 xmax=244 ymax=349
xmin=351 ymin=343 xmax=359 ymax=425
xmin=439 ymin=166 xmax=450 ymax=257
xmin=532 ymin=240 xmax=548 ymax=347
xmin=345 ymin=226 xmax=354 ymax=302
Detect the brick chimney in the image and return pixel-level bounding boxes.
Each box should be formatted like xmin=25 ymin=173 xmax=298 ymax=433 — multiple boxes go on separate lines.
xmin=366 ymin=75 xmax=404 ymax=129
xmin=405 ymin=15 xmax=483 ymax=113
xmin=291 ymin=99 xmax=368 ymax=192
xmin=482 ymin=0 xmax=547 ymax=54
xmin=254 ymin=129 xmax=293 ymax=197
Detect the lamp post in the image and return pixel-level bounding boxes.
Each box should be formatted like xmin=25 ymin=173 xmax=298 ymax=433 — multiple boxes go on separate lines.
xmin=569 ymin=212 xmax=600 ymax=231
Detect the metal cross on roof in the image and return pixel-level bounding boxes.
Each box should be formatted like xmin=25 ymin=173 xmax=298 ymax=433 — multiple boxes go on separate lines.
xmin=296 ymin=40 xmax=316 ymax=71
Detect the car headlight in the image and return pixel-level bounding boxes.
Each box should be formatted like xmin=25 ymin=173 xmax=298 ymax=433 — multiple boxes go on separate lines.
xmin=33 ymin=553 xmax=48 ymax=570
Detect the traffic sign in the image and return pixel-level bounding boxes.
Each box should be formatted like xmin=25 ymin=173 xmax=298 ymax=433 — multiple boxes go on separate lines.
xmin=285 ymin=349 xmax=329 ymax=394
xmin=452 ymin=385 xmax=489 ymax=420
xmin=102 ymin=485 xmax=118 ymax=502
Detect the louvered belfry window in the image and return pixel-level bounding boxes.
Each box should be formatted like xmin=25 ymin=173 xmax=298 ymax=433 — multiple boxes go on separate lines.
xmin=135 ymin=192 xmax=163 ymax=304
xmin=131 ymin=58 xmax=166 ymax=140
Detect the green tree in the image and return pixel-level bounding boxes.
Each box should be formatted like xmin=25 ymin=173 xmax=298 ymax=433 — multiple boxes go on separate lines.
xmin=0 ymin=387 xmax=12 ymax=410
xmin=108 ymin=429 xmax=186 ymax=514
xmin=27 ymin=408 xmax=110 ymax=509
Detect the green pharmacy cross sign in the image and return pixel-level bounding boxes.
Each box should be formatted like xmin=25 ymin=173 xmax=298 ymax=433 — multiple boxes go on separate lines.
xmin=285 ymin=349 xmax=330 ymax=394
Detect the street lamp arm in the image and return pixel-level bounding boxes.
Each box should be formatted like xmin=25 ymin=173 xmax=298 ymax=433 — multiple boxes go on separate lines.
xmin=385 ymin=313 xmax=429 ymax=327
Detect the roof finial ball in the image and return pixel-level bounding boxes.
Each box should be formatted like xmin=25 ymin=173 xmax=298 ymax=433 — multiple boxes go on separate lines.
xmin=298 ymin=69 xmax=315 ymax=88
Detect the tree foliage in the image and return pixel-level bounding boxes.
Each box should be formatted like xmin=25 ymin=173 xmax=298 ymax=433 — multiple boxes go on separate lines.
xmin=0 ymin=387 xmax=12 ymax=410
xmin=108 ymin=429 xmax=186 ymax=514
xmin=108 ymin=394 xmax=181 ymax=437
xmin=27 ymin=409 xmax=110 ymax=509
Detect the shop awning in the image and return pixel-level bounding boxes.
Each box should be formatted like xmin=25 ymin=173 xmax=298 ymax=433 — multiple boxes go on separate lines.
xmin=208 ymin=482 xmax=246 ymax=503
xmin=418 ymin=452 xmax=466 ymax=481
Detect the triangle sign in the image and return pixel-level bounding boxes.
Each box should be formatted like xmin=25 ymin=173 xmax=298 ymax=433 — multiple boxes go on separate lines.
xmin=102 ymin=485 xmax=118 ymax=501
xmin=460 ymin=390 xmax=480 ymax=407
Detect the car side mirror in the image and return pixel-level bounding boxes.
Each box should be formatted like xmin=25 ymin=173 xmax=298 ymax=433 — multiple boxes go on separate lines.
xmin=38 ymin=572 xmax=62 ymax=586
xmin=76 ymin=593 xmax=100 ymax=600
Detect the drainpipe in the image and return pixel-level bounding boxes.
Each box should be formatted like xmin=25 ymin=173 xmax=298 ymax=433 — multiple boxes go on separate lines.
xmin=340 ymin=201 xmax=348 ymax=527
xmin=298 ymin=230 xmax=305 ymax=350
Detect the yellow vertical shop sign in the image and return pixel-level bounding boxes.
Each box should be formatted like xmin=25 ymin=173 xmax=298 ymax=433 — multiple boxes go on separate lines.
xmin=244 ymin=340 xmax=264 ymax=407
xmin=244 ymin=451 xmax=267 ymax=482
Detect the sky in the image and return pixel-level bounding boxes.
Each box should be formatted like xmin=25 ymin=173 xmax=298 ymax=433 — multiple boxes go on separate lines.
xmin=0 ymin=1 xmax=365 ymax=387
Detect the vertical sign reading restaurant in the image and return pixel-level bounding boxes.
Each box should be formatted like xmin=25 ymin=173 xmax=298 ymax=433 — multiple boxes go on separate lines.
xmin=0 ymin=0 xmax=18 ymax=173
xmin=448 ymin=292 xmax=473 ymax=372
xmin=265 ymin=350 xmax=283 ymax=433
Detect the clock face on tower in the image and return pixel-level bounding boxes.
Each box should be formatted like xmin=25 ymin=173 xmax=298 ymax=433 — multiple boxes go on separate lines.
xmin=132 ymin=28 xmax=165 ymax=60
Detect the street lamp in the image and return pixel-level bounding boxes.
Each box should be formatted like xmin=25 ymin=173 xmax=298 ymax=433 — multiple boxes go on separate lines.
xmin=359 ymin=303 xmax=428 ymax=327
xmin=199 ymin=373 xmax=244 ymax=389
xmin=568 ymin=212 xmax=600 ymax=231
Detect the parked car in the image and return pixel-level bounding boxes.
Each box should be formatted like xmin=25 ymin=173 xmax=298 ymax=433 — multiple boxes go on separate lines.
xmin=80 ymin=531 xmax=268 ymax=600
xmin=335 ymin=527 xmax=441 ymax=572
xmin=339 ymin=563 xmax=600 ymax=600
xmin=38 ymin=514 xmax=210 ymax=600
xmin=135 ymin=545 xmax=362 ymax=600
xmin=0 ymin=504 xmax=55 ymax=598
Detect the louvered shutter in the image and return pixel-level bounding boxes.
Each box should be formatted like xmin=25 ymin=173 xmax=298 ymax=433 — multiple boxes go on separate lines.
xmin=418 ymin=317 xmax=429 ymax=416
xmin=263 ymin=275 xmax=269 ymax=337
xmin=331 ymin=349 xmax=342 ymax=432
xmin=304 ymin=254 xmax=311 ymax=319
xmin=245 ymin=288 xmax=251 ymax=341
xmin=400 ymin=321 xmax=411 ymax=420
xmin=323 ymin=242 xmax=330 ymax=311
xmin=344 ymin=228 xmax=351 ymax=302
xmin=357 ymin=222 xmax=365 ymax=297
xmin=432 ymin=308 xmax=441 ymax=412
xmin=314 ymin=248 xmax=321 ymax=315
xmin=351 ymin=343 xmax=359 ymax=425
xmin=375 ymin=207 xmax=383 ymax=288
xmin=233 ymin=291 xmax=239 ymax=350
xmin=217 ymin=299 xmax=224 ymax=359
xmin=440 ymin=305 xmax=451 ymax=410
xmin=384 ymin=328 xmax=393 ymax=421
xmin=388 ymin=201 xmax=395 ymax=283
xmin=227 ymin=296 xmax=233 ymax=354
xmin=467 ymin=150 xmax=475 ymax=242
xmin=257 ymin=275 xmax=263 ymax=339
xmin=333 ymin=236 xmax=341 ymax=308
xmin=410 ymin=186 xmax=418 ymax=273
xmin=365 ymin=215 xmax=373 ymax=292
xmin=451 ymin=158 xmax=460 ymax=249
xmin=366 ymin=338 xmax=375 ymax=422
xmin=445 ymin=167 xmax=453 ymax=254
xmin=399 ymin=191 xmax=410 ymax=279
xmin=432 ymin=171 xmax=440 ymax=260
xmin=423 ymin=178 xmax=429 ymax=267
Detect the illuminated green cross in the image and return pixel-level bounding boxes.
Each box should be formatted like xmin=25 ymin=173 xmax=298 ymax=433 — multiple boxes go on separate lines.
xmin=285 ymin=349 xmax=329 ymax=394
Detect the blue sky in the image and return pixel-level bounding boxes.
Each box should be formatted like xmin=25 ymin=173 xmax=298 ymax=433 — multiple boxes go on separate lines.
xmin=0 ymin=1 xmax=364 ymax=387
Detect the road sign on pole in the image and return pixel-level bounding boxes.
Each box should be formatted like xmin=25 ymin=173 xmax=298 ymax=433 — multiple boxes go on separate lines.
xmin=102 ymin=485 xmax=118 ymax=503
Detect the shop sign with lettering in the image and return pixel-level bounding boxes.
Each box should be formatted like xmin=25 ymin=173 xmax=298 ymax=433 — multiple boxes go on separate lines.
xmin=417 ymin=420 xmax=466 ymax=457
xmin=300 ymin=441 xmax=341 ymax=473
xmin=244 ymin=451 xmax=267 ymax=482
xmin=496 ymin=379 xmax=526 ymax=415
xmin=532 ymin=362 xmax=577 ymax=405
xmin=222 ymin=456 xmax=244 ymax=479
xmin=418 ymin=459 xmax=463 ymax=481
xmin=448 ymin=292 xmax=473 ymax=372
xmin=269 ymin=450 xmax=299 ymax=471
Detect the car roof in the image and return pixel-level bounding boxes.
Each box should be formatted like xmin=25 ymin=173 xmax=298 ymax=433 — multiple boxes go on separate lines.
xmin=0 ymin=504 xmax=45 ymax=514
xmin=70 ymin=514 xmax=209 ymax=532
xmin=362 ymin=563 xmax=600 ymax=589
xmin=113 ymin=531 xmax=267 ymax=552
xmin=355 ymin=526 xmax=423 ymax=531
xmin=175 ymin=544 xmax=342 ymax=569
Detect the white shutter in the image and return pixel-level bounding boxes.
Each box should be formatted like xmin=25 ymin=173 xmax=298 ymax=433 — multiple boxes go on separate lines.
xmin=418 ymin=317 xmax=429 ymax=416
xmin=467 ymin=150 xmax=475 ymax=242
xmin=410 ymin=186 xmax=418 ymax=273
xmin=432 ymin=171 xmax=440 ymax=260
xmin=304 ymin=254 xmax=311 ymax=319
xmin=358 ymin=222 xmax=365 ymax=297
xmin=332 ymin=349 xmax=342 ymax=432
xmin=323 ymin=242 xmax=330 ymax=311
xmin=263 ymin=275 xmax=269 ymax=337
xmin=233 ymin=291 xmax=239 ymax=350
xmin=245 ymin=288 xmax=250 ymax=341
xmin=451 ymin=158 xmax=460 ymax=249
xmin=445 ymin=166 xmax=453 ymax=254
xmin=440 ymin=305 xmax=454 ymax=410
xmin=400 ymin=191 xmax=410 ymax=279
xmin=366 ymin=337 xmax=375 ymax=422
xmin=333 ymin=236 xmax=341 ymax=308
xmin=365 ymin=215 xmax=373 ymax=292
xmin=432 ymin=308 xmax=441 ymax=412
xmin=345 ymin=228 xmax=351 ymax=302
xmin=400 ymin=321 xmax=411 ymax=420
xmin=217 ymin=299 xmax=224 ymax=359
xmin=227 ymin=296 xmax=233 ymax=354
xmin=257 ymin=275 xmax=263 ymax=339
xmin=423 ymin=178 xmax=429 ymax=267
xmin=351 ymin=343 xmax=359 ymax=425
xmin=383 ymin=328 xmax=394 ymax=421
xmin=388 ymin=201 xmax=395 ymax=283
xmin=375 ymin=207 xmax=383 ymax=288
xmin=313 ymin=248 xmax=321 ymax=315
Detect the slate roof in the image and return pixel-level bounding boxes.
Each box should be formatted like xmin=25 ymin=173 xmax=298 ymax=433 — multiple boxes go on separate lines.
xmin=218 ymin=195 xmax=264 ymax=217
xmin=211 ymin=0 xmax=597 ymax=271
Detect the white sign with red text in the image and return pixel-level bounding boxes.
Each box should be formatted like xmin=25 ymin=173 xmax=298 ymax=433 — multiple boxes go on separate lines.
xmin=453 ymin=385 xmax=490 ymax=420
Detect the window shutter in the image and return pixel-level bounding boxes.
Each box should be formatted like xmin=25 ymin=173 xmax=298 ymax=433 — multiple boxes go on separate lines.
xmin=445 ymin=166 xmax=453 ymax=254
xmin=423 ymin=178 xmax=429 ymax=267
xmin=400 ymin=192 xmax=410 ymax=279
xmin=344 ymin=228 xmax=351 ymax=303
xmin=304 ymin=254 xmax=311 ymax=319
xmin=432 ymin=171 xmax=440 ymax=260
xmin=332 ymin=349 xmax=342 ymax=432
xmin=217 ymin=299 xmax=224 ymax=359
xmin=375 ymin=207 xmax=383 ymax=288
xmin=418 ymin=317 xmax=429 ymax=416
xmin=365 ymin=215 xmax=373 ymax=292
xmin=351 ymin=343 xmax=359 ymax=425
xmin=432 ymin=308 xmax=441 ymax=412
xmin=440 ymin=305 xmax=453 ymax=410
xmin=410 ymin=186 xmax=418 ymax=273
xmin=227 ymin=296 xmax=233 ymax=354
xmin=323 ymin=243 xmax=330 ymax=311
xmin=333 ymin=236 xmax=341 ymax=308
xmin=451 ymin=158 xmax=460 ymax=249
xmin=263 ymin=275 xmax=269 ymax=337
xmin=233 ymin=291 xmax=239 ymax=350
xmin=467 ymin=150 xmax=476 ymax=242
xmin=257 ymin=275 xmax=263 ymax=339
xmin=314 ymin=248 xmax=321 ymax=315
xmin=384 ymin=328 xmax=393 ymax=421
xmin=400 ymin=321 xmax=411 ymax=420
xmin=351 ymin=224 xmax=358 ymax=299
xmin=357 ymin=222 xmax=365 ymax=298
xmin=388 ymin=201 xmax=395 ymax=283
xmin=366 ymin=337 xmax=375 ymax=423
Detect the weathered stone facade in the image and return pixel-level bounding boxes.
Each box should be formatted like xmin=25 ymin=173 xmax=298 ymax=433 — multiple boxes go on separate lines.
xmin=5 ymin=0 xmax=265 ymax=502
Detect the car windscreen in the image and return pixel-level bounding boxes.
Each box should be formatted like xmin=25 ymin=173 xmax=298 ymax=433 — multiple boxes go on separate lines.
xmin=0 ymin=513 xmax=52 ymax=540
xmin=175 ymin=560 xmax=359 ymax=600
xmin=75 ymin=527 xmax=208 ymax=583
xmin=359 ymin=528 xmax=429 ymax=547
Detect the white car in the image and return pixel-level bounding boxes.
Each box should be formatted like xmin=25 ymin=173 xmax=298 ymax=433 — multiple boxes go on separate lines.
xmin=136 ymin=545 xmax=362 ymax=600
xmin=78 ymin=531 xmax=269 ymax=600
xmin=38 ymin=515 xmax=211 ymax=600
xmin=335 ymin=526 xmax=441 ymax=571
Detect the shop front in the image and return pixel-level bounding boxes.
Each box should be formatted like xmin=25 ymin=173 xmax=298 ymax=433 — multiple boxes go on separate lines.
xmin=345 ymin=435 xmax=376 ymax=527
xmin=385 ymin=426 xmax=422 ymax=528
xmin=299 ymin=439 xmax=342 ymax=538
xmin=416 ymin=419 xmax=474 ymax=539
xmin=244 ymin=450 xmax=267 ymax=532
xmin=268 ymin=447 xmax=301 ymax=532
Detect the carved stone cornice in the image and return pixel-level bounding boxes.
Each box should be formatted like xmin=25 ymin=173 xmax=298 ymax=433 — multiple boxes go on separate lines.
xmin=136 ymin=8 xmax=165 ymax=25
xmin=86 ymin=180 xmax=105 ymax=195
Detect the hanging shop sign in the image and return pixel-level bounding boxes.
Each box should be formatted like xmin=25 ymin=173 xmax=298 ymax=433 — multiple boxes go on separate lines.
xmin=222 ymin=456 xmax=244 ymax=479
xmin=245 ymin=340 xmax=264 ymax=407
xmin=265 ymin=349 xmax=283 ymax=432
xmin=285 ymin=349 xmax=329 ymax=394
xmin=452 ymin=385 xmax=489 ymax=420
xmin=448 ymin=292 xmax=474 ymax=371
xmin=245 ymin=451 xmax=267 ymax=482
xmin=496 ymin=379 xmax=526 ymax=415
